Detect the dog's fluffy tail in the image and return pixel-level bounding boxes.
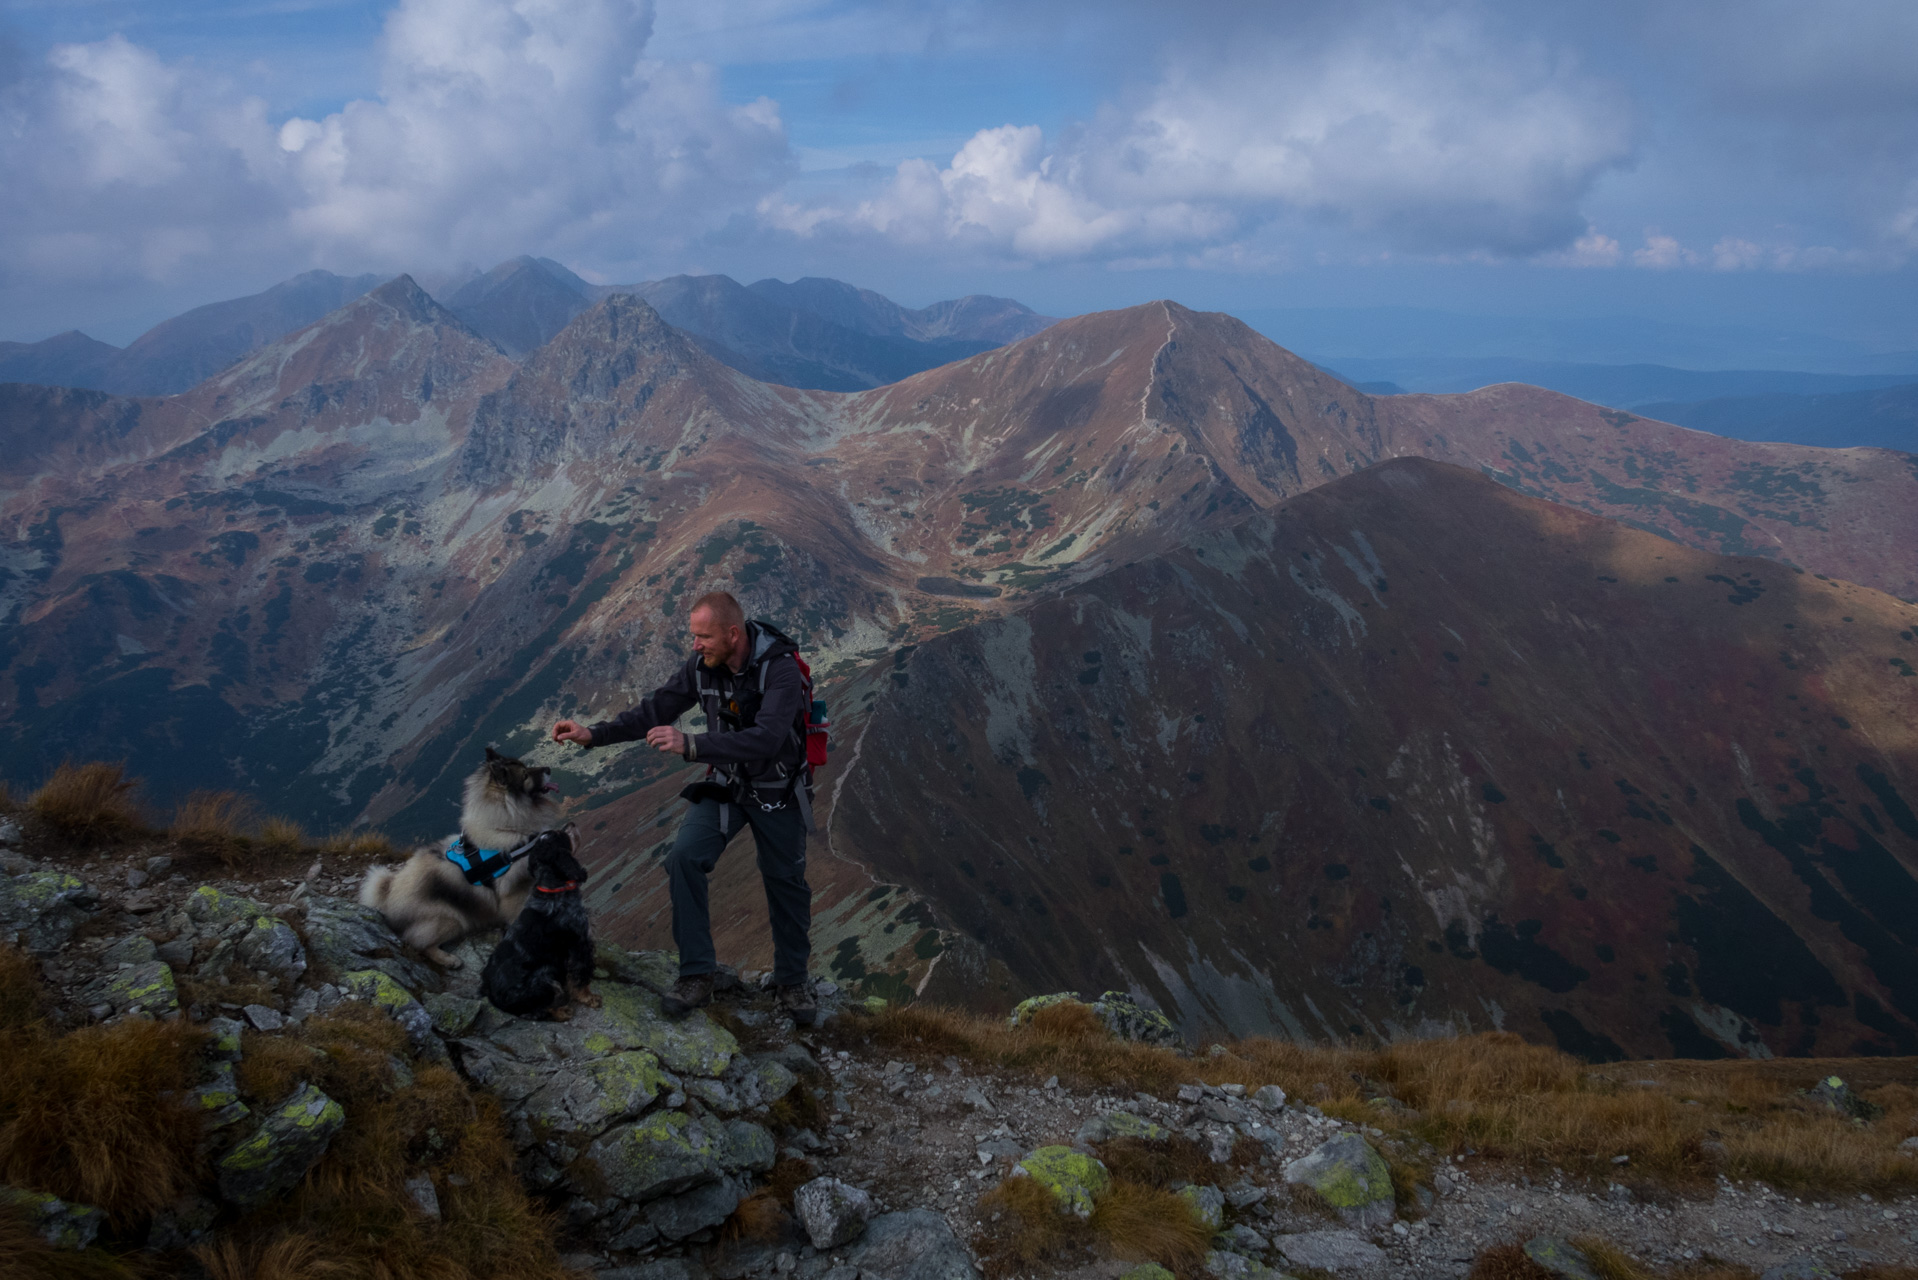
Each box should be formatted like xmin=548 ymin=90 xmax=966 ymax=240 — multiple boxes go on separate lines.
xmin=358 ymin=865 xmax=396 ymax=909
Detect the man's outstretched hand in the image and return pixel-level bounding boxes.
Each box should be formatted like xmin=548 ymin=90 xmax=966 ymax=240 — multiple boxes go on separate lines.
xmin=645 ymin=726 xmax=687 ymax=755
xmin=552 ymin=719 xmax=592 ymax=746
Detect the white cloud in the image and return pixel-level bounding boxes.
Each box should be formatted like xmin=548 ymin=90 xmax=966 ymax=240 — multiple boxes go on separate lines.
xmin=769 ymin=10 xmax=1639 ymax=262
xmin=0 ymin=0 xmax=791 ymax=292
xmin=1631 ymin=231 xmax=1698 ymax=269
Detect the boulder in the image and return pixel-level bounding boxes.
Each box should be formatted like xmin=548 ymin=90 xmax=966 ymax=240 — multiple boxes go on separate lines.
xmin=578 ymin=1110 xmax=771 ymax=1203
xmin=0 ymin=870 xmax=97 ymax=955
xmin=1282 ymin=1133 xmax=1395 ymax=1228
xmin=793 ymin=1176 xmax=876 ymax=1249
xmin=1275 ymin=1229 xmax=1388 ymax=1272
xmin=1014 ymin=1145 xmax=1110 ymax=1219
xmin=237 ymin=913 xmax=308 ymax=985
xmin=206 ymin=1015 xmax=246 ymax=1061
xmin=146 ymin=1193 xmax=220 ymax=1250
xmin=300 ymin=894 xmax=440 ymax=994
xmin=81 ymin=959 xmax=179 ymax=1018
xmin=1075 ymin=1110 xmax=1170 ymax=1145
xmin=1220 ymin=1224 xmax=1270 ymax=1253
xmin=1007 ymin=992 xmax=1084 ymax=1026
xmin=0 ymin=1187 xmax=106 ymax=1250
xmin=1088 ymin=991 xmax=1182 ymax=1046
xmin=101 ymin=934 xmax=159 ymax=967
xmin=1524 ymin=1236 xmax=1602 ymax=1280
xmin=1177 ymin=1183 xmax=1225 ymax=1231
xmin=1808 ymin=1076 xmax=1882 ymax=1123
xmin=1251 ymin=1085 xmax=1287 ymax=1112
xmin=842 ymin=1208 xmax=981 ymax=1280
xmin=630 ymin=1175 xmax=749 ymax=1242
xmin=595 ymin=941 xmax=680 ymax=994
xmin=216 ymin=1082 xmax=345 ymax=1208
xmin=422 ymin=991 xmax=484 ymax=1038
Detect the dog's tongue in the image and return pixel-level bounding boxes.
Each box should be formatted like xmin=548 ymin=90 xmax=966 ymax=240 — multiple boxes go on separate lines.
xmin=544 ymin=781 xmax=561 ymax=793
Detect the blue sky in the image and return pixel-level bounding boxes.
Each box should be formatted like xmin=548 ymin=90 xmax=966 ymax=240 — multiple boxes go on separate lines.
xmin=3 ymin=0 xmax=1917 ymax=366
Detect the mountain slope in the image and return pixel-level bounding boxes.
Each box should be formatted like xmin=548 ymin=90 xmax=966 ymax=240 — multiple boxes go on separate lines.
xmin=445 ymin=256 xmax=597 ymax=357
xmin=621 ymin=458 xmax=1915 ymax=1057
xmin=745 ymin=276 xmax=1055 ymax=345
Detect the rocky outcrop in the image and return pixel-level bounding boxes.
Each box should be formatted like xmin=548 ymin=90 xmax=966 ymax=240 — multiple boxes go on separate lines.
xmin=216 ymin=1082 xmax=346 ymax=1207
xmin=0 ymin=870 xmax=97 ymax=955
xmin=1282 ymin=1134 xmax=1395 ymax=1229
xmin=1013 ymin=1146 xmax=1109 ymax=1219
xmin=1006 ymin=991 xmax=1181 ymax=1046
xmin=1 ymin=1186 xmax=106 ymax=1250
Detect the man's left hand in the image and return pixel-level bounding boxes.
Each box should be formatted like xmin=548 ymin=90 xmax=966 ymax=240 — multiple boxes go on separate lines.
xmin=645 ymin=726 xmax=687 ymax=755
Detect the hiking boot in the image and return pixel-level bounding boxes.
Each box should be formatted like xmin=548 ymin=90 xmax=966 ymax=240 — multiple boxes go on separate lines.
xmin=777 ymin=981 xmax=817 ymax=1027
xmin=662 ymin=974 xmax=714 ymax=1018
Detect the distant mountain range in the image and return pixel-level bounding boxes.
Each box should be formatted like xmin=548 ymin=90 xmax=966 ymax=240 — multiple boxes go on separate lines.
xmin=2 ymin=284 xmax=1916 ymax=1053
xmin=0 ymin=257 xmax=1055 ymax=396
xmin=1638 ymin=383 xmax=1918 ymax=452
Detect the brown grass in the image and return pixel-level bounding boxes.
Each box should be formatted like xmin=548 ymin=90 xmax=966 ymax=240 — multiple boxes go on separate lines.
xmin=169 ymin=789 xmax=253 ymax=858
xmin=1096 ymin=1135 xmax=1216 ymax=1190
xmin=319 ymin=830 xmax=400 ymax=865
xmin=258 ymin=818 xmax=306 ymax=856
xmin=28 ymin=762 xmax=142 ymax=845
xmin=764 ymin=1157 xmax=818 ymax=1208
xmin=214 ymin=1002 xmax=572 ymax=1280
xmin=723 ymin=1187 xmax=788 ymax=1243
xmin=0 ymin=1017 xmax=208 ymax=1226
xmin=841 ymin=1005 xmax=1918 ymax=1196
xmin=767 ymin=1081 xmax=827 ymax=1132
xmin=0 ymin=1202 xmax=143 ymax=1279
xmin=0 ymin=945 xmax=47 ymax=1034
xmin=193 ymin=1234 xmax=348 ymax=1280
xmin=1467 ymin=1243 xmax=1554 ymax=1280
xmin=1087 ymin=1180 xmax=1211 ymax=1271
xmin=972 ymin=1171 xmax=1091 ymax=1279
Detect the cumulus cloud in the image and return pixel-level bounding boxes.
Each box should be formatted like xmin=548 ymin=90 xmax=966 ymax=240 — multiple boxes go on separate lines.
xmin=0 ymin=0 xmax=790 ymax=294
xmin=769 ymin=8 xmax=1639 ymax=262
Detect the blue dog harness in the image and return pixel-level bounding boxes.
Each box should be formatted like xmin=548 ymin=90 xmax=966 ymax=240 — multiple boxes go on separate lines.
xmin=443 ymin=832 xmax=544 ymax=887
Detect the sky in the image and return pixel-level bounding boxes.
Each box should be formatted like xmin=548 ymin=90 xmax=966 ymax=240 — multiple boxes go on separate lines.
xmin=2 ymin=0 xmax=1917 ymax=364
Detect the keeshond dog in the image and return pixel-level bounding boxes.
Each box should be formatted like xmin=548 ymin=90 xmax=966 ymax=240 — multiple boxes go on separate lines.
xmin=359 ymin=747 xmax=563 ymax=967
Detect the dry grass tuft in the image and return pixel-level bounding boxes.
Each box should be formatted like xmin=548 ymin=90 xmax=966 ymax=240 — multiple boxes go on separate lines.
xmin=170 ymin=789 xmax=254 ymax=861
xmin=193 ymin=1233 xmax=350 ymax=1280
xmin=768 ymin=1081 xmax=827 ymax=1132
xmin=29 ymin=761 xmax=142 ymax=845
xmin=1467 ymin=1243 xmax=1555 ymax=1280
xmin=0 ymin=1016 xmax=207 ymax=1226
xmin=724 ymin=1187 xmax=788 ymax=1243
xmin=319 ymin=830 xmax=400 ymax=866
xmin=258 ymin=817 xmax=307 ymax=856
xmin=1026 ymin=999 xmax=1108 ymax=1040
xmin=765 ymin=1157 xmax=818 ymax=1208
xmin=1570 ymin=1237 xmax=1655 ymax=1280
xmin=1096 ymin=1135 xmax=1216 ymax=1190
xmin=972 ymin=1172 xmax=1091 ymax=1279
xmin=1088 ymin=1179 xmax=1211 ymax=1271
xmin=0 ymin=944 xmax=47 ymax=1034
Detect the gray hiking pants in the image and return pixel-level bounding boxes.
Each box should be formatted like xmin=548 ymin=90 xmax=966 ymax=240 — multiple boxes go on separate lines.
xmin=666 ymin=798 xmax=811 ymax=986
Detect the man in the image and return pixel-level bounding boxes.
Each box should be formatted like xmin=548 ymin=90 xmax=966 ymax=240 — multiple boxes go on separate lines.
xmin=553 ymin=591 xmax=817 ymax=1025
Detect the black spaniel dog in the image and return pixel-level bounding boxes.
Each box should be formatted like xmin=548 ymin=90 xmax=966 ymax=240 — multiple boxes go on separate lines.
xmin=480 ymin=825 xmax=599 ymax=1019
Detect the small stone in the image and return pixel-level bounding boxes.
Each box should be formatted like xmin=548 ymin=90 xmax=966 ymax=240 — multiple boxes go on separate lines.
xmin=1074 ymin=1110 xmax=1169 ymax=1145
xmin=1224 ymin=1180 xmax=1266 ymax=1208
xmin=146 ymin=855 xmax=173 ymax=875
xmin=126 ymin=868 xmax=150 ymax=890
xmin=1251 ymin=1084 xmax=1287 ymax=1112
xmin=403 ymin=1174 xmax=441 ymax=1220
xmin=245 ymin=1004 xmax=285 ymax=1031
xmin=962 ymin=1087 xmax=994 ymax=1113
xmin=794 ymin=1177 xmax=876 ymax=1249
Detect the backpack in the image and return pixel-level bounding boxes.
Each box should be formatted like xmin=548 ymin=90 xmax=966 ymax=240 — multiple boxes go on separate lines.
xmin=789 ymin=650 xmax=831 ymax=772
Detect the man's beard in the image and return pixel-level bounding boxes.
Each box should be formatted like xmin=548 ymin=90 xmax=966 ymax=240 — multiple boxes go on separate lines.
xmin=700 ymin=646 xmax=731 ymax=669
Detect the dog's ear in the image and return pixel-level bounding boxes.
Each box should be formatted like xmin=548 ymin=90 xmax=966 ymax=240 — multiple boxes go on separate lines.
xmin=485 ymin=745 xmax=502 ymax=762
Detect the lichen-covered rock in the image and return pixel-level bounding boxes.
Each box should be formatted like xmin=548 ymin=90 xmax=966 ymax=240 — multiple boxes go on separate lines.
xmin=1809 ymin=1076 xmax=1882 ymax=1123
xmin=301 ymin=894 xmax=440 ymax=994
xmin=719 ymin=1054 xmax=797 ymax=1112
xmin=625 ymin=1175 xmax=748 ymax=1243
xmin=1524 ymin=1236 xmax=1602 ymax=1280
xmin=578 ymin=1110 xmax=729 ymax=1203
xmin=0 ymin=870 xmax=97 ymax=955
xmin=794 ymin=1176 xmax=876 ymax=1249
xmin=1088 ymin=991 xmax=1181 ymax=1046
xmin=843 ymin=1208 xmax=981 ymax=1280
xmin=216 ymin=1083 xmax=345 ymax=1208
xmin=237 ymin=914 xmax=307 ymax=984
xmin=192 ymin=1060 xmax=251 ymax=1130
xmin=719 ymin=1117 xmax=777 ymax=1173
xmin=342 ymin=969 xmax=437 ymax=1052
xmin=422 ymin=991 xmax=483 ymax=1038
xmin=102 ymin=933 xmax=159 ymax=967
xmin=590 ymin=982 xmax=738 ymax=1077
xmin=0 ymin=1186 xmax=106 ymax=1250
xmin=595 ymin=941 xmax=679 ymax=994
xmin=82 ymin=959 xmax=179 ymax=1018
xmin=1283 ymin=1134 xmax=1395 ymax=1229
xmin=1077 ymin=1110 xmax=1170 ymax=1145
xmin=1120 ymin=1266 xmax=1176 ymax=1280
xmin=1008 ymin=992 xmax=1083 ymax=1026
xmin=1176 ymin=1183 xmax=1225 ymax=1231
xmin=1015 ymin=1145 xmax=1110 ymax=1218
xmin=185 ymin=884 xmax=270 ymax=928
